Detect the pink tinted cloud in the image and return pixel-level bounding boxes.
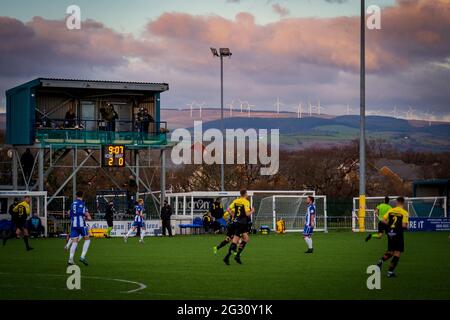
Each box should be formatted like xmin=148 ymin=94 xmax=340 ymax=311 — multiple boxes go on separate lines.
xmin=144 ymin=0 xmax=450 ymax=73
xmin=0 ymin=0 xmax=449 ymax=113
xmin=1 ymin=0 xmax=449 ymax=79
xmin=272 ymin=4 xmax=290 ymax=17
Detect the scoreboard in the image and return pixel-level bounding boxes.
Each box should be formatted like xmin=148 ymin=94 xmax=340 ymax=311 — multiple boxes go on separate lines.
xmin=102 ymin=145 xmax=126 ymax=167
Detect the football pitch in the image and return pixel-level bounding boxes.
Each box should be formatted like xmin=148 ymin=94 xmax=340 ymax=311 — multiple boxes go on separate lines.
xmin=0 ymin=232 xmax=449 ymax=300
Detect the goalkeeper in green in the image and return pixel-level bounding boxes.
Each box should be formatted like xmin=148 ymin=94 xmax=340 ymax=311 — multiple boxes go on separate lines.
xmin=365 ymin=196 xmax=391 ymax=242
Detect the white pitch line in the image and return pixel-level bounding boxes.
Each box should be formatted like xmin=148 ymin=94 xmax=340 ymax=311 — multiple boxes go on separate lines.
xmin=84 ymin=276 xmax=147 ymax=293
xmin=0 ymin=272 xmax=147 ymax=294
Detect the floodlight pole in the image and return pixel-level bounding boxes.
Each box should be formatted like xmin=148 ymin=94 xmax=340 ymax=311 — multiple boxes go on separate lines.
xmin=220 ymin=54 xmax=225 ymax=192
xmin=359 ymin=0 xmax=366 ymax=232
xmin=211 ymin=47 xmax=230 ymax=192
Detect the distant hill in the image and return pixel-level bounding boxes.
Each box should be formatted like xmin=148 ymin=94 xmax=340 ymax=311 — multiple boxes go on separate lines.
xmin=1 ymin=111 xmax=449 ymax=151
xmin=183 ymin=115 xmax=450 ymax=152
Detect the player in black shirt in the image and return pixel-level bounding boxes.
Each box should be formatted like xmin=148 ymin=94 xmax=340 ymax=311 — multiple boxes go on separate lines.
xmin=223 ymin=189 xmax=254 ymax=265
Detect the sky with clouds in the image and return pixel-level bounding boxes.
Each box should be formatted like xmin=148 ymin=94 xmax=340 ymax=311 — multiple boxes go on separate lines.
xmin=0 ymin=0 xmax=449 ymax=119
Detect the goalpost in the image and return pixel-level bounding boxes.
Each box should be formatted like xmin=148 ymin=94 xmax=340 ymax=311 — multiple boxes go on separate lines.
xmin=166 ymin=191 xmax=245 ymax=218
xmin=0 ymin=190 xmax=48 ymax=237
xmin=352 ymin=196 xmax=448 ymax=232
xmin=165 ymin=190 xmax=316 ymax=220
xmin=253 ymin=195 xmax=327 ymax=232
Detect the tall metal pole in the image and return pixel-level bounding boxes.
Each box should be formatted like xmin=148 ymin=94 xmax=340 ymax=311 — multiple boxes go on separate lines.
xmin=12 ymin=149 xmax=18 ymax=190
xmin=359 ymin=0 xmax=366 ymax=232
xmin=38 ymin=149 xmax=44 ymax=192
xmin=72 ymin=147 xmax=77 ymax=201
xmin=135 ymin=150 xmax=140 ymax=200
xmin=220 ymin=55 xmax=225 ymax=192
xmin=160 ymin=149 xmax=166 ymax=206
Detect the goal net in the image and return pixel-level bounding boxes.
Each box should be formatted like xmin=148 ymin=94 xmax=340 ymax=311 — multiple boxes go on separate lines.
xmin=253 ymin=195 xmax=327 ymax=232
xmin=166 ymin=191 xmax=242 ymax=218
xmin=165 ymin=190 xmax=316 ymax=223
xmin=352 ymin=196 xmax=448 ymax=232
xmin=0 ymin=190 xmax=48 ymax=236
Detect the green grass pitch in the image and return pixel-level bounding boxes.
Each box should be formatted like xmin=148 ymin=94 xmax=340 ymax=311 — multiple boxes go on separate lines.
xmin=0 ymin=232 xmax=449 ymax=300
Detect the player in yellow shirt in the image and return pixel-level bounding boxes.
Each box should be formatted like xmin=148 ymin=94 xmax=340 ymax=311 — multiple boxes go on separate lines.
xmin=4 ymin=196 xmax=33 ymax=251
xmin=375 ymin=197 xmax=409 ymax=278
xmin=223 ymin=189 xmax=254 ymax=265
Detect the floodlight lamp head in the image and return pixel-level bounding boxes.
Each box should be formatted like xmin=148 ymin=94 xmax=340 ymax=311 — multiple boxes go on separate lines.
xmin=219 ymin=48 xmax=232 ymax=57
xmin=210 ymin=47 xmax=219 ymax=57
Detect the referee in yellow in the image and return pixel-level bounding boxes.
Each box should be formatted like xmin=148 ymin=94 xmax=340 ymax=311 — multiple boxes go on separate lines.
xmin=4 ymin=196 xmax=34 ymax=251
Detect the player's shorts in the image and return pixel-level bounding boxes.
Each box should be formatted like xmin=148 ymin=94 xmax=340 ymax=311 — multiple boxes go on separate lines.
xmin=234 ymin=222 xmax=249 ymax=236
xmin=70 ymin=226 xmax=88 ymax=238
xmin=12 ymin=217 xmax=27 ymax=229
xmin=132 ymin=221 xmax=145 ymax=228
xmin=377 ymin=221 xmax=386 ymax=234
xmin=226 ymin=223 xmax=236 ymax=238
xmin=387 ymin=233 xmax=404 ymax=252
xmin=303 ymin=225 xmax=314 ymax=237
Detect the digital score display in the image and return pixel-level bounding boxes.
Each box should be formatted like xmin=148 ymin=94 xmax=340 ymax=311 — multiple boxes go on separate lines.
xmin=102 ymin=145 xmax=126 ymax=167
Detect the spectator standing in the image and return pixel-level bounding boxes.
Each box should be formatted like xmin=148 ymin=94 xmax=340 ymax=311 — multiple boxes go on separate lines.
xmin=160 ymin=200 xmax=173 ymax=237
xmin=64 ymin=106 xmax=76 ymax=128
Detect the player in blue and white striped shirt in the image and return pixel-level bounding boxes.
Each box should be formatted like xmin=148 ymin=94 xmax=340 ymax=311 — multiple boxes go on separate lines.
xmin=124 ymin=199 xmax=146 ymax=244
xmin=303 ymin=196 xmax=316 ymax=254
xmin=68 ymin=191 xmax=92 ymax=265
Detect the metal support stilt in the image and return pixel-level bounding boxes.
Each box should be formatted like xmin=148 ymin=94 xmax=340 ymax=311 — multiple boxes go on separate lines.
xmin=73 ymin=148 xmax=77 ymax=201
xmin=12 ymin=149 xmax=18 ymax=190
xmin=160 ymin=149 xmax=166 ymax=206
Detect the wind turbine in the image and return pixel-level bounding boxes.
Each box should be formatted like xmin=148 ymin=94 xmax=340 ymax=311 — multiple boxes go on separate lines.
xmin=406 ymin=106 xmax=416 ymax=120
xmin=346 ymin=104 xmax=352 ymax=116
xmin=297 ymin=103 xmax=303 ymax=119
xmin=238 ymin=99 xmax=247 ymax=113
xmin=187 ymin=101 xmax=197 ymax=118
xmin=198 ymin=102 xmax=206 ymax=119
xmin=308 ymin=102 xmax=313 ymax=117
xmin=227 ymin=100 xmax=234 ymax=117
xmin=423 ymin=109 xmax=434 ymax=126
xmin=247 ymin=104 xmax=254 ymax=118
xmin=274 ymin=97 xmax=284 ymax=115
xmin=316 ymin=100 xmax=325 ymax=116
xmin=392 ymin=106 xmax=398 ymax=118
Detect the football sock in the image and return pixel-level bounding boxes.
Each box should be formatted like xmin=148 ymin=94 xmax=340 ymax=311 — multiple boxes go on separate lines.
xmin=81 ymin=239 xmax=90 ymax=259
xmin=125 ymin=228 xmax=133 ymax=238
xmin=382 ymin=252 xmax=393 ymax=262
xmin=226 ymin=243 xmax=237 ymax=258
xmin=371 ymin=233 xmax=381 ymax=239
xmin=140 ymin=230 xmax=145 ymax=240
xmin=23 ymin=236 xmax=30 ymax=250
xmin=217 ymin=239 xmax=229 ymax=249
xmin=69 ymin=242 xmax=78 ymax=261
xmin=236 ymin=241 xmax=247 ymax=257
xmin=65 ymin=238 xmax=73 ymax=249
xmin=106 ymin=227 xmax=113 ymax=236
xmin=389 ymin=256 xmax=399 ymax=272
xmin=305 ymin=237 xmax=313 ymax=249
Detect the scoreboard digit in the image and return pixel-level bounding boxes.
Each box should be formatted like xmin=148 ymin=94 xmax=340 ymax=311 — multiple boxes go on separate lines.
xmin=102 ymin=145 xmax=126 ymax=167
